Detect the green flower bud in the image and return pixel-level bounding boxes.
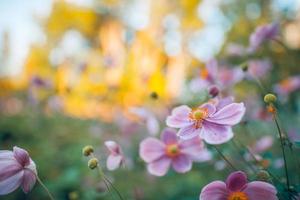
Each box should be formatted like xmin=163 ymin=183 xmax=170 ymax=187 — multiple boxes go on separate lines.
xmin=82 ymin=145 xmax=94 ymax=157
xmin=88 ymin=158 xmax=98 ymax=169
xmin=264 ymin=93 xmax=277 ymax=104
xmin=256 ymin=170 xmax=271 ymax=182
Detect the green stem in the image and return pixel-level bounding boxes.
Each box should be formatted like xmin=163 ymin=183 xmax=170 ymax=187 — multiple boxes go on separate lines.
xmin=36 ymin=176 xmax=55 ymax=200
xmin=213 ymin=145 xmax=237 ymax=171
xmin=274 ymin=116 xmax=291 ymax=191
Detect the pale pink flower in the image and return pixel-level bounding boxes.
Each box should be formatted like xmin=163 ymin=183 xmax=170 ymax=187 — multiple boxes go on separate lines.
xmin=139 ymin=128 xmax=211 ymax=176
xmin=200 ymin=171 xmax=278 ymax=200
xmin=248 ymin=23 xmax=279 ymax=53
xmin=104 ymin=141 xmax=125 ymax=171
xmin=166 ymin=97 xmax=245 ymax=144
xmin=0 ymin=146 xmax=37 ymax=195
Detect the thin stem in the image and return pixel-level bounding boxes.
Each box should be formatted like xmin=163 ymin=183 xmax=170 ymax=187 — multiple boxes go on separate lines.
xmin=36 ymin=176 xmax=55 ymax=200
xmin=274 ymin=116 xmax=291 ymax=190
xmin=231 ymin=140 xmax=257 ymax=173
xmin=103 ymin=176 xmax=125 ymax=200
xmin=213 ymin=145 xmax=237 ymax=171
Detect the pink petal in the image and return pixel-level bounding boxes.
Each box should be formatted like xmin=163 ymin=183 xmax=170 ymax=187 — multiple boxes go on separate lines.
xmin=200 ymin=123 xmax=233 ymax=145
xmin=0 ymin=150 xmax=14 ymax=160
xmin=225 ymin=171 xmax=247 ymax=192
xmin=13 ymin=147 xmax=30 ymax=166
xmin=21 ymin=169 xmax=36 ymax=193
xmin=178 ymin=125 xmax=201 ymax=140
xmin=139 ymin=138 xmax=165 ymax=163
xmin=105 ymin=141 xmax=121 ymax=155
xmin=216 ymin=97 xmax=234 ymax=110
xmin=160 ymin=128 xmax=178 ymax=145
xmin=206 ymin=103 xmax=245 ymax=125
xmin=171 ymin=155 xmax=192 ymax=173
xmin=106 ymin=155 xmax=123 ymax=171
xmin=199 ymin=181 xmax=229 ymax=200
xmin=166 ymin=105 xmax=193 ymax=128
xmin=147 ymin=156 xmax=171 ymax=176
xmin=0 ymin=159 xmax=22 ymax=182
xmin=243 ymin=181 xmax=278 ymax=200
xmin=179 ymin=137 xmax=210 ymax=162
xmin=0 ymin=170 xmax=24 ymax=195
xmin=200 ymin=103 xmax=216 ymax=116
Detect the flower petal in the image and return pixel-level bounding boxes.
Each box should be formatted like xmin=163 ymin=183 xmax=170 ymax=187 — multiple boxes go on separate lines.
xmin=13 ymin=147 xmax=30 ymax=166
xmin=199 ymin=181 xmax=229 ymax=200
xmin=160 ymin=128 xmax=178 ymax=145
xmin=105 ymin=141 xmax=121 ymax=155
xmin=171 ymin=155 xmax=192 ymax=173
xmin=139 ymin=138 xmax=165 ymax=163
xmin=179 ymin=137 xmax=211 ymax=162
xmin=200 ymin=123 xmax=233 ymax=145
xmin=178 ymin=125 xmax=202 ymax=140
xmin=200 ymin=103 xmax=216 ymax=116
xmin=21 ymin=169 xmax=36 ymax=193
xmin=206 ymin=103 xmax=245 ymax=125
xmin=147 ymin=156 xmax=171 ymax=176
xmin=166 ymin=105 xmax=193 ymax=128
xmin=0 ymin=158 xmax=22 ymax=182
xmin=216 ymin=97 xmax=234 ymax=111
xmin=0 ymin=151 xmax=14 ymax=160
xmin=226 ymin=171 xmax=247 ymax=192
xmin=243 ymin=181 xmax=278 ymax=200
xmin=0 ymin=170 xmax=23 ymax=195
xmin=106 ymin=155 xmax=123 ymax=171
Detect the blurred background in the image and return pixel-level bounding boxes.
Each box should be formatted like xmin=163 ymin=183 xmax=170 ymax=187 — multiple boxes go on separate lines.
xmin=1 ymin=0 xmax=300 ymax=199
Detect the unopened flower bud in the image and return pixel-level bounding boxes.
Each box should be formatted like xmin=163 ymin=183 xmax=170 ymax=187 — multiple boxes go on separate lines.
xmin=88 ymin=158 xmax=98 ymax=169
xmin=208 ymin=85 xmax=219 ymax=97
xmin=82 ymin=145 xmax=94 ymax=157
xmin=264 ymin=93 xmax=277 ymax=104
xmin=241 ymin=64 xmax=248 ymax=72
xmin=256 ymin=170 xmax=270 ymax=182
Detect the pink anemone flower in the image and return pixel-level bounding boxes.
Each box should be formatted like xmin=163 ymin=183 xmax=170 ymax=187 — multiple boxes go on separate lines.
xmin=200 ymin=171 xmax=278 ymax=200
xmin=166 ymin=97 xmax=245 ymax=144
xmin=139 ymin=128 xmax=211 ymax=176
xmin=0 ymin=146 xmax=37 ymax=195
xmin=104 ymin=141 xmax=125 ymax=171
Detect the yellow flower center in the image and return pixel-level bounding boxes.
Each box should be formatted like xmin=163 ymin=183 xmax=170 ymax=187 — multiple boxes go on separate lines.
xmin=189 ymin=108 xmax=208 ymax=129
xmin=227 ymin=192 xmax=248 ymax=200
xmin=200 ymin=68 xmax=209 ymax=79
xmin=165 ymin=144 xmax=180 ymax=157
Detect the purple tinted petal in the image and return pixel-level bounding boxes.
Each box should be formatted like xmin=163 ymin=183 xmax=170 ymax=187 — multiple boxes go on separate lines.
xmin=207 ymin=103 xmax=245 ymax=125
xmin=105 ymin=141 xmax=121 ymax=155
xmin=0 ymin=159 xmax=22 ymax=182
xmin=13 ymin=147 xmax=30 ymax=167
xmin=147 ymin=156 xmax=171 ymax=176
xmin=139 ymin=138 xmax=165 ymax=162
xmin=166 ymin=105 xmax=193 ymax=128
xmin=179 ymin=137 xmax=211 ymax=162
xmin=106 ymin=155 xmax=123 ymax=171
xmin=226 ymin=171 xmax=247 ymax=192
xmin=199 ymin=181 xmax=229 ymax=200
xmin=252 ymin=136 xmax=273 ymax=153
xmin=160 ymin=128 xmax=178 ymax=145
xmin=171 ymin=155 xmax=192 ymax=173
xmin=0 ymin=151 xmax=14 ymax=160
xmin=178 ymin=125 xmax=201 ymax=140
xmin=200 ymin=123 xmax=233 ymax=145
xmin=243 ymin=181 xmax=278 ymax=200
xmin=200 ymin=103 xmax=216 ymax=116
xmin=0 ymin=170 xmax=23 ymax=195
xmin=21 ymin=169 xmax=36 ymax=193
xmin=216 ymin=97 xmax=234 ymax=111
